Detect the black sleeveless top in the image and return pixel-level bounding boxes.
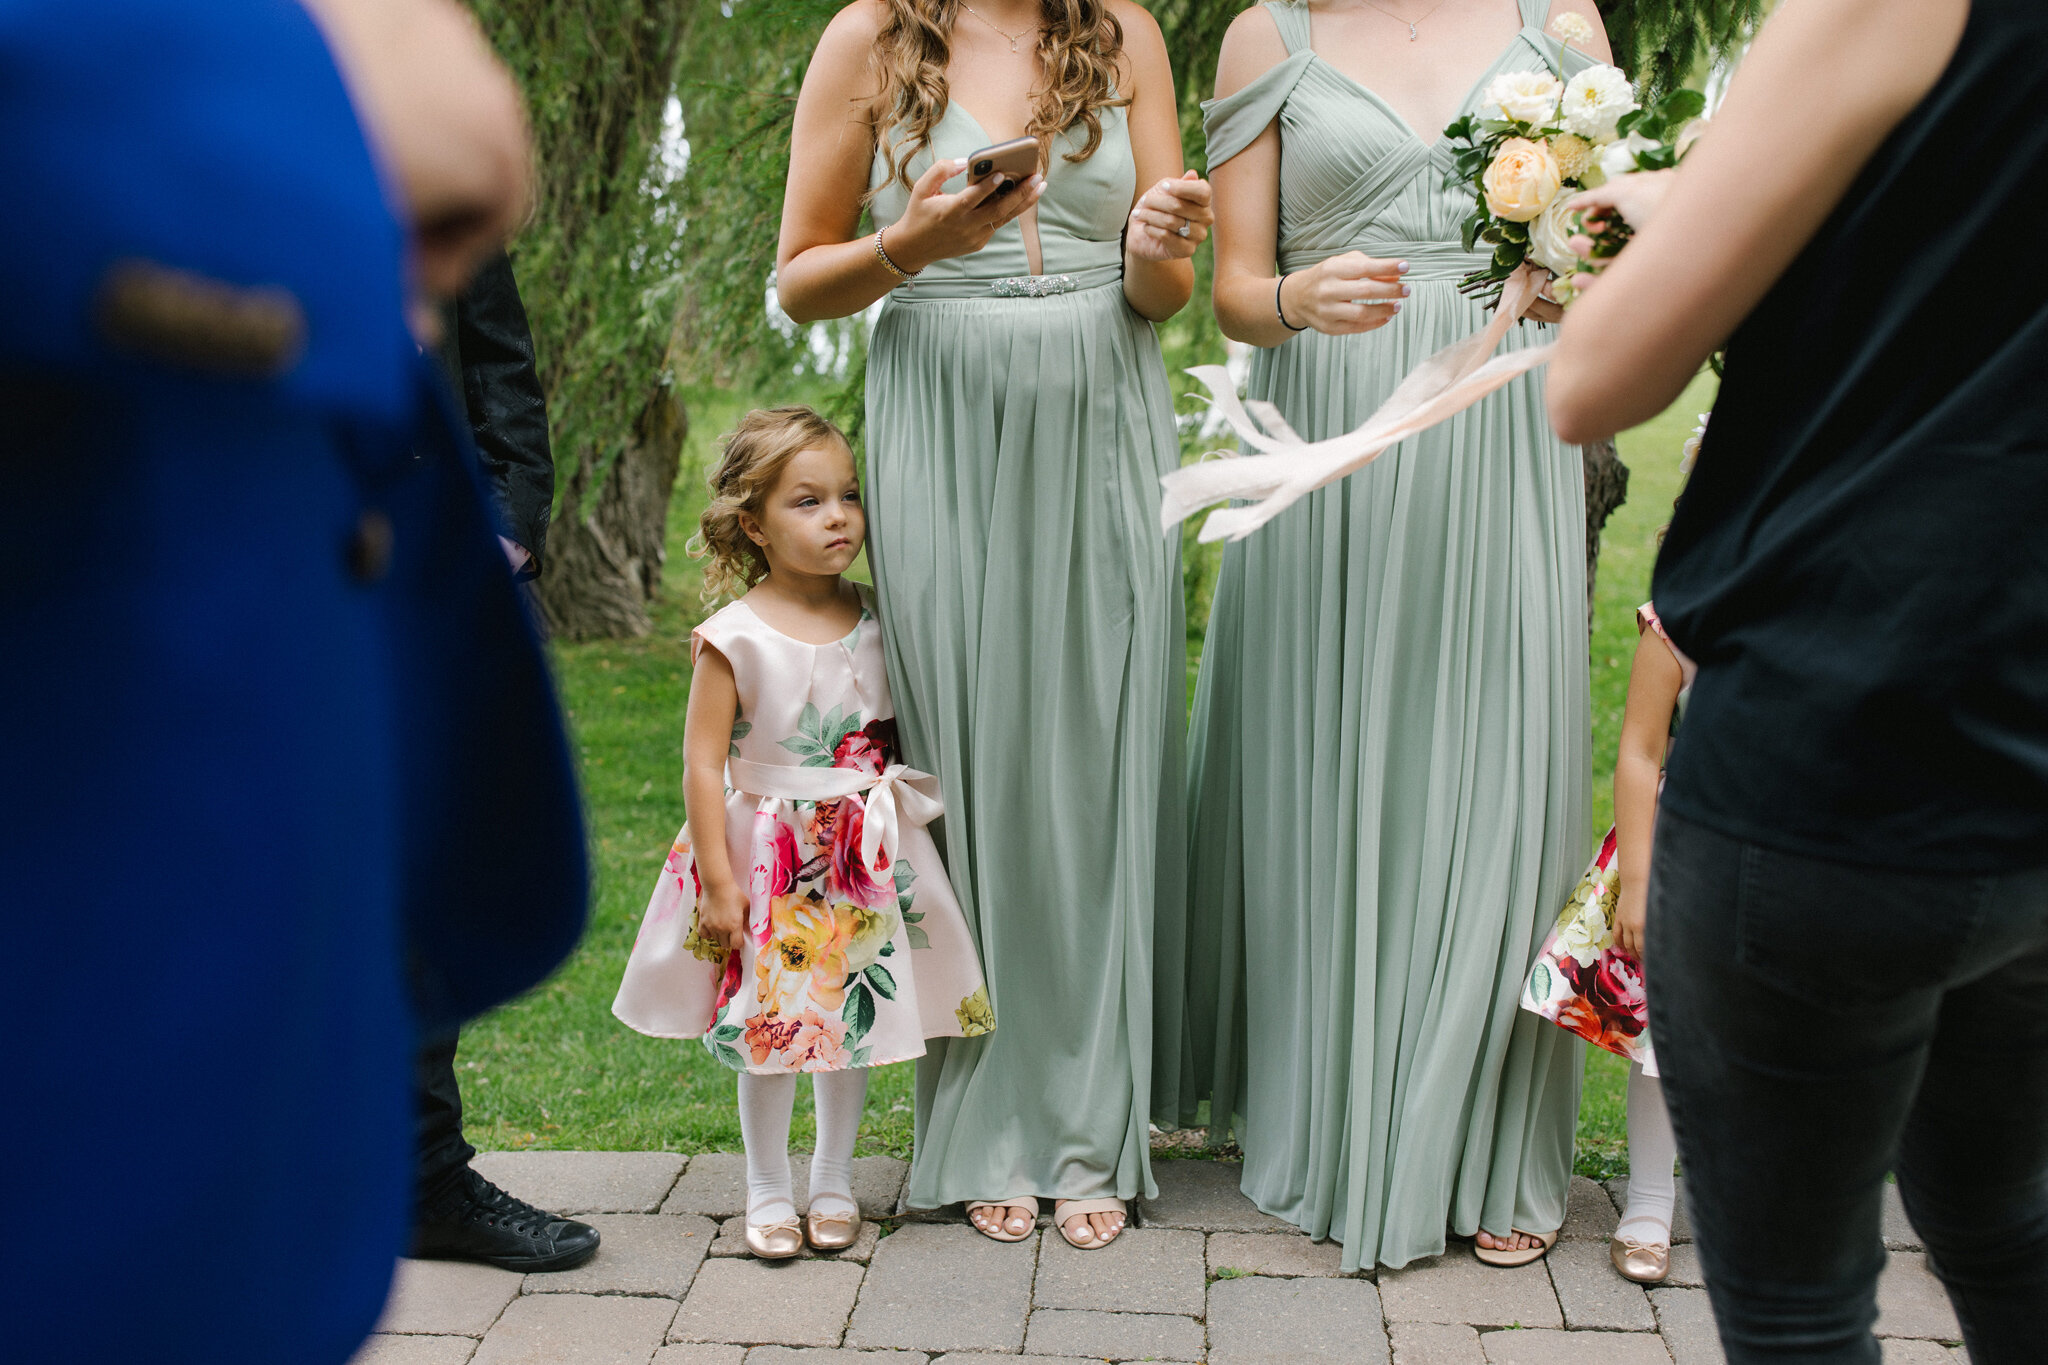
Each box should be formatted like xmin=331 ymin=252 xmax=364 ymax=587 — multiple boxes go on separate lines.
xmin=1653 ymin=0 xmax=2048 ymax=872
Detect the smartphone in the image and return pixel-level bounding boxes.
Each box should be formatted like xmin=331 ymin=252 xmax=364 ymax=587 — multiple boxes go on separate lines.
xmin=963 ymin=137 xmax=1039 ymax=196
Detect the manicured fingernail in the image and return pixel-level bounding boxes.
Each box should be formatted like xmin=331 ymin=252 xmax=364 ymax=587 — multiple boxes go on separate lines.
xmin=1390 ymin=303 xmax=1403 ymax=313
xmin=1398 ymin=261 xmax=1411 ymax=274
xmin=1400 ymin=284 xmax=1412 ymax=297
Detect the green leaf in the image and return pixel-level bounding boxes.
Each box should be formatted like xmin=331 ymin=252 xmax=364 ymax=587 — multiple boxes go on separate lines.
xmin=1493 ymin=242 xmax=1527 ymax=271
xmin=865 ymin=962 xmax=898 ymax=999
xmin=1461 ymin=213 xmax=1484 ymax=253
xmin=906 ymin=923 xmax=931 ymax=950
xmin=1615 ymin=108 xmax=1645 ymax=138
xmin=845 ymin=980 xmax=876 ymax=1045
xmin=711 ymin=1022 xmax=744 ymax=1042
xmin=1499 ymin=220 xmax=1529 ymax=244
xmin=1660 ymin=88 xmax=1707 ymax=121
xmin=796 ymin=701 xmax=822 ymax=742
xmin=879 ymin=940 xmax=895 ymax=957
xmin=711 ymin=1041 xmax=745 ymax=1072
xmin=1529 ymin=960 xmax=1553 ymax=1001
xmin=851 ymin=1044 xmax=873 ymax=1067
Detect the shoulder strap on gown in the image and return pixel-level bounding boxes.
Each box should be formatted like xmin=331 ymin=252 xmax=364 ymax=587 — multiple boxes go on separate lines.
xmin=1516 ymin=0 xmax=1551 ymax=29
xmin=1265 ymin=0 xmax=1312 ymax=51
xmin=1200 ymin=5 xmax=1315 ymax=171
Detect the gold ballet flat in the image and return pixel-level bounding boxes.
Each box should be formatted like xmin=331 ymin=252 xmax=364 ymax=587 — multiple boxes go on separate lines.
xmin=745 ymin=1216 xmax=804 ymax=1260
xmin=1610 ymin=1234 xmax=1671 ymax=1284
xmin=806 ymin=1207 xmax=863 ymax=1252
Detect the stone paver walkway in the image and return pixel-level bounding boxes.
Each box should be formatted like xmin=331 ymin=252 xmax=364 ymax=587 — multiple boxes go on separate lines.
xmin=353 ymin=1152 xmax=1969 ymax=1365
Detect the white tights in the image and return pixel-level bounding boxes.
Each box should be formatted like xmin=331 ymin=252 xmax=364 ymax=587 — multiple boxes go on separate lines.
xmin=736 ymin=1069 xmax=869 ymax=1224
xmin=1619 ymin=1061 xmax=1678 ymax=1245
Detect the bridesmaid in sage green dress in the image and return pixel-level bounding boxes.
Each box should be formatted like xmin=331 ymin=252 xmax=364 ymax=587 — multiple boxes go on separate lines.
xmin=775 ymin=0 xmax=1211 ymax=1248
xmin=1165 ymin=0 xmax=1607 ymax=1272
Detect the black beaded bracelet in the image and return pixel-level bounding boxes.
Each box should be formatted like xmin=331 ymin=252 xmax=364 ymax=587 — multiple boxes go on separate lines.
xmin=1276 ymin=273 xmax=1309 ymax=332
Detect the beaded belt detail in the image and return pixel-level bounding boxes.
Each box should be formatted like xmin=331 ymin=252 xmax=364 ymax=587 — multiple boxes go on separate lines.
xmin=989 ymin=273 xmax=1079 ymax=298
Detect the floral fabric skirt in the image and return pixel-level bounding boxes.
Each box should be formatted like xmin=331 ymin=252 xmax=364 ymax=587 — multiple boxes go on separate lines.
xmin=1520 ymin=825 xmax=1656 ymax=1075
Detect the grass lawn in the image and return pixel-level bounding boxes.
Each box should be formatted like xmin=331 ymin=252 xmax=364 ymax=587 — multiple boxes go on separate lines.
xmin=458 ymin=369 xmax=1717 ymax=1180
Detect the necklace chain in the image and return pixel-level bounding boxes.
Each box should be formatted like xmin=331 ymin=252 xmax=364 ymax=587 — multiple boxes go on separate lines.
xmin=1356 ymin=0 xmax=1447 ymax=40
xmin=960 ymin=3 xmax=1038 ymax=53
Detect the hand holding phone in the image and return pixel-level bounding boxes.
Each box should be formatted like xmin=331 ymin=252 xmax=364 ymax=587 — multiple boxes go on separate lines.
xmin=963 ymin=137 xmax=1039 ymax=197
xmin=878 ymin=142 xmax=1045 ymax=275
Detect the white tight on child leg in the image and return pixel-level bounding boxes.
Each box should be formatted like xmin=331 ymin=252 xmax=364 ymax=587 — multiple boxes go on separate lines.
xmin=1619 ymin=1061 xmax=1678 ymax=1245
xmin=738 ymin=1072 xmax=798 ymax=1224
xmin=808 ymin=1068 xmax=869 ymax=1218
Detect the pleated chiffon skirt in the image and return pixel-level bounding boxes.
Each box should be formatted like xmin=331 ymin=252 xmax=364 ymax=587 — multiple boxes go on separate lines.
xmin=1172 ymin=281 xmax=1590 ymax=1271
xmin=865 ymin=281 xmax=1188 ymax=1207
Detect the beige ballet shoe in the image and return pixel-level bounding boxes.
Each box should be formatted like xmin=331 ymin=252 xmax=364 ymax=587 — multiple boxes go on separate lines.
xmin=1473 ymin=1227 xmax=1558 ymax=1268
xmin=1054 ymin=1197 xmax=1128 ymax=1250
xmin=745 ymin=1214 xmax=803 ymax=1260
xmin=806 ymin=1205 xmax=863 ymax=1252
xmin=966 ymin=1196 xmax=1038 ymax=1242
xmin=1610 ymin=1233 xmax=1671 ymax=1284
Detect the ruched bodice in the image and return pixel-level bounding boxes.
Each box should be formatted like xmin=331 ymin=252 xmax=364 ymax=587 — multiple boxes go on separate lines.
xmin=1201 ymin=0 xmax=1592 ymax=277
xmin=869 ymin=102 xmax=1135 ymax=294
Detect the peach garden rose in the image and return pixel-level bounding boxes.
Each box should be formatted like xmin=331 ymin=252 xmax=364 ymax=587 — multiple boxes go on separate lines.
xmin=1482 ymin=138 xmax=1562 ymax=223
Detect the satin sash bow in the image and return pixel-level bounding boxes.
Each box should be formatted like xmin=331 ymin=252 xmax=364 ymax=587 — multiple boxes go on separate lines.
xmin=725 ymin=756 xmax=944 ymax=881
xmin=1161 ymin=265 xmax=1554 ymax=543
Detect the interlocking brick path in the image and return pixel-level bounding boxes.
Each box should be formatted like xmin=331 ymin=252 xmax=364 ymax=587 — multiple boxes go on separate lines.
xmin=354 ymin=1155 xmax=1970 ymax=1365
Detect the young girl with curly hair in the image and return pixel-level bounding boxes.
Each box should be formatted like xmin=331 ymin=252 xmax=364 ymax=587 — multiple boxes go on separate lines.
xmin=614 ymin=406 xmax=988 ymax=1260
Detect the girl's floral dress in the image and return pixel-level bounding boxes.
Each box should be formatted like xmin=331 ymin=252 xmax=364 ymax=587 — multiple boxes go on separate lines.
xmin=1520 ymin=603 xmax=1695 ymax=1076
xmin=613 ymin=586 xmax=991 ymax=1073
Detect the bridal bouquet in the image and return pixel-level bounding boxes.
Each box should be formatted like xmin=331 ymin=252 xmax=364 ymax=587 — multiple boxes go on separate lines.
xmin=1443 ymin=16 xmax=1705 ymax=305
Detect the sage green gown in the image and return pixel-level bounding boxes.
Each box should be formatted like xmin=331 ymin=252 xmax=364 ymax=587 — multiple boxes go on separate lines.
xmin=864 ymin=101 xmax=1187 ymax=1209
xmin=1168 ymin=0 xmax=1592 ymax=1271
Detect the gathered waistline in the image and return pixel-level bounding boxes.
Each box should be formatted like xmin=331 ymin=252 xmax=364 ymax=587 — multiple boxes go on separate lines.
xmin=886 ymin=261 xmax=1124 ymax=302
xmin=1279 ymin=241 xmax=1486 ymax=283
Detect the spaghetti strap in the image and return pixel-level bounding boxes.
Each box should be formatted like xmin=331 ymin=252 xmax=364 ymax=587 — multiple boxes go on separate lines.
xmin=1264 ymin=0 xmax=1312 ymax=54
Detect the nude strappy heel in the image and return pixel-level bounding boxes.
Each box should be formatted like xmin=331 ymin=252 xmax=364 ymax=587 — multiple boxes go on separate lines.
xmin=966 ymin=1195 xmax=1038 ymax=1242
xmin=1054 ymin=1197 xmax=1128 ymax=1249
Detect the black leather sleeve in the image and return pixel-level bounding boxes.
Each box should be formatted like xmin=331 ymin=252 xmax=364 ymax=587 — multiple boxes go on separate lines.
xmin=451 ymin=252 xmax=554 ymax=576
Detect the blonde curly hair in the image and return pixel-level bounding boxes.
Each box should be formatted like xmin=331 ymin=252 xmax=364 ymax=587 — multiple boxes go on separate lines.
xmin=868 ymin=0 xmax=1132 ymax=198
xmin=693 ymin=405 xmax=852 ymax=603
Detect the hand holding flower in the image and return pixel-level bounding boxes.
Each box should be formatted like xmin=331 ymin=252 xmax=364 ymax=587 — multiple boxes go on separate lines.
xmin=697 ymin=879 xmax=749 ymax=956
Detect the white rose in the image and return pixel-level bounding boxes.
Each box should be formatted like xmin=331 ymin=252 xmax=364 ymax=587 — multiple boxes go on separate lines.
xmin=1527 ymin=195 xmax=1580 ymax=278
xmin=1482 ymin=70 xmax=1563 ymax=126
xmin=1560 ymin=63 xmax=1639 ymax=143
xmin=1595 ymin=131 xmax=1659 ymax=182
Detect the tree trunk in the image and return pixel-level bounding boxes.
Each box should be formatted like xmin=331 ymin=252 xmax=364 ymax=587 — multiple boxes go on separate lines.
xmin=1583 ymin=438 xmax=1630 ymax=632
xmin=537 ymin=383 xmax=687 ymax=641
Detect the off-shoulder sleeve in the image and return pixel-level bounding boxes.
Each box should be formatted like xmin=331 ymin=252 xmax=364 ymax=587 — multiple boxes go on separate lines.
xmin=1199 ymin=50 xmax=1314 ymax=172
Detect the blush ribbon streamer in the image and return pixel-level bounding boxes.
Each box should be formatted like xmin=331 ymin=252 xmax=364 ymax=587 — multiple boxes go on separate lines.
xmin=1161 ymin=265 xmax=1553 ymax=543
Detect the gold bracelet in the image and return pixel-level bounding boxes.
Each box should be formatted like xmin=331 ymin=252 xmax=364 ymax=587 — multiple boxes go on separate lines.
xmin=874 ymin=228 xmax=920 ymax=281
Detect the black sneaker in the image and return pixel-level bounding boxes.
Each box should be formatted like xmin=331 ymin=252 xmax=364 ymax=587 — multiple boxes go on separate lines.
xmin=410 ymin=1166 xmax=601 ymax=1272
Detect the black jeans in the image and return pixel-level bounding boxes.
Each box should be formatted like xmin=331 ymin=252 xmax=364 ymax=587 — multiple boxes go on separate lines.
xmin=415 ymin=1028 xmax=477 ymax=1211
xmin=1648 ymin=810 xmax=2048 ymax=1364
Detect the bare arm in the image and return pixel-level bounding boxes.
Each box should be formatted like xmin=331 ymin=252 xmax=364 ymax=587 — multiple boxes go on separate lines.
xmin=1611 ymin=628 xmax=1683 ymax=963
xmin=683 ymin=645 xmax=747 ymax=953
xmin=1114 ymin=1 xmax=1208 ymax=322
xmin=774 ymin=1 xmax=1043 ymax=323
xmin=1207 ymin=8 xmax=1403 ymax=347
xmin=1547 ymin=0 xmax=1969 ymax=444
xmin=298 ymin=0 xmax=532 ymax=299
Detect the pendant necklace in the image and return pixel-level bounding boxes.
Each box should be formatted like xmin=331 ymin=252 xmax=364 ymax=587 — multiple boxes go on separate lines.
xmin=960 ymin=3 xmax=1038 ymax=52
xmin=1359 ymin=0 xmax=1447 ymax=40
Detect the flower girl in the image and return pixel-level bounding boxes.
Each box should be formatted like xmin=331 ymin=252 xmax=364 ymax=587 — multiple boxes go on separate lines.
xmin=1522 ymin=592 xmax=1694 ymax=1284
xmin=614 ymin=406 xmax=989 ymax=1258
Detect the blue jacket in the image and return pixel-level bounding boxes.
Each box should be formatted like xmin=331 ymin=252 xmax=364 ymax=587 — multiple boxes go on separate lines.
xmin=1 ymin=2 xmax=588 ymax=1359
